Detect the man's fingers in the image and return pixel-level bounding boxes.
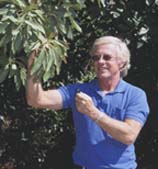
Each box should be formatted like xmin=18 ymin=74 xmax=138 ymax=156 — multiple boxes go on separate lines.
xmin=76 ymin=92 xmax=91 ymax=100
xmin=28 ymin=51 xmax=36 ymax=68
xmin=28 ymin=49 xmax=40 ymax=68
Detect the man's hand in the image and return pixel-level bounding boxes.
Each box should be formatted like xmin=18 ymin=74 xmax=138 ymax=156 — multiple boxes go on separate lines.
xmin=75 ymin=92 xmax=99 ymax=120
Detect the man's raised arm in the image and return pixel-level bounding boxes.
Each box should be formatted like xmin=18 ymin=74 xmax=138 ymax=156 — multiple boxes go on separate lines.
xmin=26 ymin=51 xmax=63 ymax=110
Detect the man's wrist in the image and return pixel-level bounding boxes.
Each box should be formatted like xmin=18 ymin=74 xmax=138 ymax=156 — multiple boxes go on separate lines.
xmin=94 ymin=111 xmax=105 ymax=123
xmin=89 ymin=107 xmax=105 ymax=123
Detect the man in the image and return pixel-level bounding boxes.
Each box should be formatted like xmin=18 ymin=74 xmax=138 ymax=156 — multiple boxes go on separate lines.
xmin=27 ymin=36 xmax=149 ymax=169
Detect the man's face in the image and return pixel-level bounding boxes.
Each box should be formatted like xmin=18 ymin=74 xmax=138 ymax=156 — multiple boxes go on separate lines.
xmin=91 ymin=44 xmax=123 ymax=80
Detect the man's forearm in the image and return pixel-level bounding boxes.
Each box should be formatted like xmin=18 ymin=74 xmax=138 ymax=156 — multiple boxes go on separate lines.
xmin=89 ymin=108 xmax=141 ymax=145
xmin=26 ymin=75 xmax=43 ymax=107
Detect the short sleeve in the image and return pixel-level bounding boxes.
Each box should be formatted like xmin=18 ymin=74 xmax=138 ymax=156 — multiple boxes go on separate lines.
xmin=58 ymin=86 xmax=71 ymax=109
xmin=125 ymin=89 xmax=150 ymax=126
xmin=58 ymin=84 xmax=79 ymax=109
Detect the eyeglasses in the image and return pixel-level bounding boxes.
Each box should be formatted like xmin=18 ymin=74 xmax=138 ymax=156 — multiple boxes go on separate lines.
xmin=91 ymin=54 xmax=115 ymax=62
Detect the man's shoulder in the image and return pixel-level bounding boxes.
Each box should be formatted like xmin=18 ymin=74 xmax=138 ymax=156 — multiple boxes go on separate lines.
xmin=122 ymin=80 xmax=146 ymax=96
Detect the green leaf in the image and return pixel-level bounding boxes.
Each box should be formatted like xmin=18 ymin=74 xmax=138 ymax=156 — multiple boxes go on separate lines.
xmin=42 ymin=50 xmax=48 ymax=70
xmin=97 ymin=0 xmax=106 ymax=8
xmin=67 ymin=26 xmax=73 ymax=39
xmin=43 ymin=70 xmax=50 ymax=82
xmin=53 ymin=47 xmax=62 ymax=74
xmin=58 ymin=22 xmax=67 ymax=34
xmin=46 ymin=48 xmax=54 ymax=72
xmin=14 ymin=70 xmax=21 ymax=90
xmin=31 ymin=48 xmax=46 ymax=75
xmin=12 ymin=28 xmax=19 ymax=36
xmin=0 ymin=8 xmax=8 ymax=15
xmin=0 ymin=35 xmax=6 ymax=47
xmin=25 ymin=20 xmax=45 ymax=34
xmin=2 ymin=15 xmax=18 ymax=23
xmin=20 ymin=67 xmax=26 ymax=86
xmin=55 ymin=7 xmax=66 ymax=18
xmin=63 ymin=3 xmax=82 ymax=10
xmin=11 ymin=63 xmax=17 ymax=70
xmin=0 ymin=66 xmax=9 ymax=83
xmin=33 ymin=9 xmax=45 ymax=21
xmin=31 ymin=41 xmax=41 ymax=51
xmin=0 ymin=34 xmax=11 ymax=47
xmin=0 ymin=22 xmax=8 ymax=34
xmin=0 ymin=55 xmax=8 ymax=66
xmin=8 ymin=64 xmax=17 ymax=79
xmin=69 ymin=16 xmax=82 ymax=32
xmin=12 ymin=32 xmax=23 ymax=54
xmin=51 ymin=40 xmax=67 ymax=48
xmin=36 ymin=33 xmax=47 ymax=44
xmin=13 ymin=0 xmax=26 ymax=8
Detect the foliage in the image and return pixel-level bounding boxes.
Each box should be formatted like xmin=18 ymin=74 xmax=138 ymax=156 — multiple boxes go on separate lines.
xmin=0 ymin=79 xmax=74 ymax=169
xmin=0 ymin=0 xmax=158 ymax=169
xmin=0 ymin=0 xmax=105 ymax=87
xmin=0 ymin=0 xmax=104 ymax=169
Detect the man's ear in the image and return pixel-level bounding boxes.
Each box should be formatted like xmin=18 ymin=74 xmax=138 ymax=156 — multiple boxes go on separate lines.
xmin=118 ymin=60 xmax=127 ymax=70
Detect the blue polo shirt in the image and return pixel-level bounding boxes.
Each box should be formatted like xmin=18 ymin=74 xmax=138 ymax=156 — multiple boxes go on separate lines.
xmin=58 ymin=79 xmax=149 ymax=169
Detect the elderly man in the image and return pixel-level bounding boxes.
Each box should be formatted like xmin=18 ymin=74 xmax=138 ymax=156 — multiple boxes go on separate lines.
xmin=27 ymin=36 xmax=149 ymax=169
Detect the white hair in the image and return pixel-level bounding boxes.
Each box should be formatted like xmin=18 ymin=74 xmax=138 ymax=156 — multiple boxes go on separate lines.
xmin=90 ymin=36 xmax=131 ymax=77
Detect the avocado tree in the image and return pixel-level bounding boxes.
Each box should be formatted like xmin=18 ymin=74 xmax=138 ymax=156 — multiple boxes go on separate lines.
xmin=0 ymin=0 xmax=158 ymax=168
xmin=0 ymin=0 xmax=105 ymax=87
xmin=0 ymin=0 xmax=105 ymax=169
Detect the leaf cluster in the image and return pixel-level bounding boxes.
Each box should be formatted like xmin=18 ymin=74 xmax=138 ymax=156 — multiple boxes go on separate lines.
xmin=0 ymin=0 xmax=106 ymax=87
xmin=0 ymin=0 xmax=158 ymax=169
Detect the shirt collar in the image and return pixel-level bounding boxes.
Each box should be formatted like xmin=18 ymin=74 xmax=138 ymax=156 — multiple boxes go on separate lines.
xmin=92 ymin=78 xmax=126 ymax=96
xmin=112 ymin=79 xmax=126 ymax=93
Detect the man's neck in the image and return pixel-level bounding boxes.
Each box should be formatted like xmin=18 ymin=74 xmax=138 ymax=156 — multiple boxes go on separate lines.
xmin=98 ymin=76 xmax=121 ymax=94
